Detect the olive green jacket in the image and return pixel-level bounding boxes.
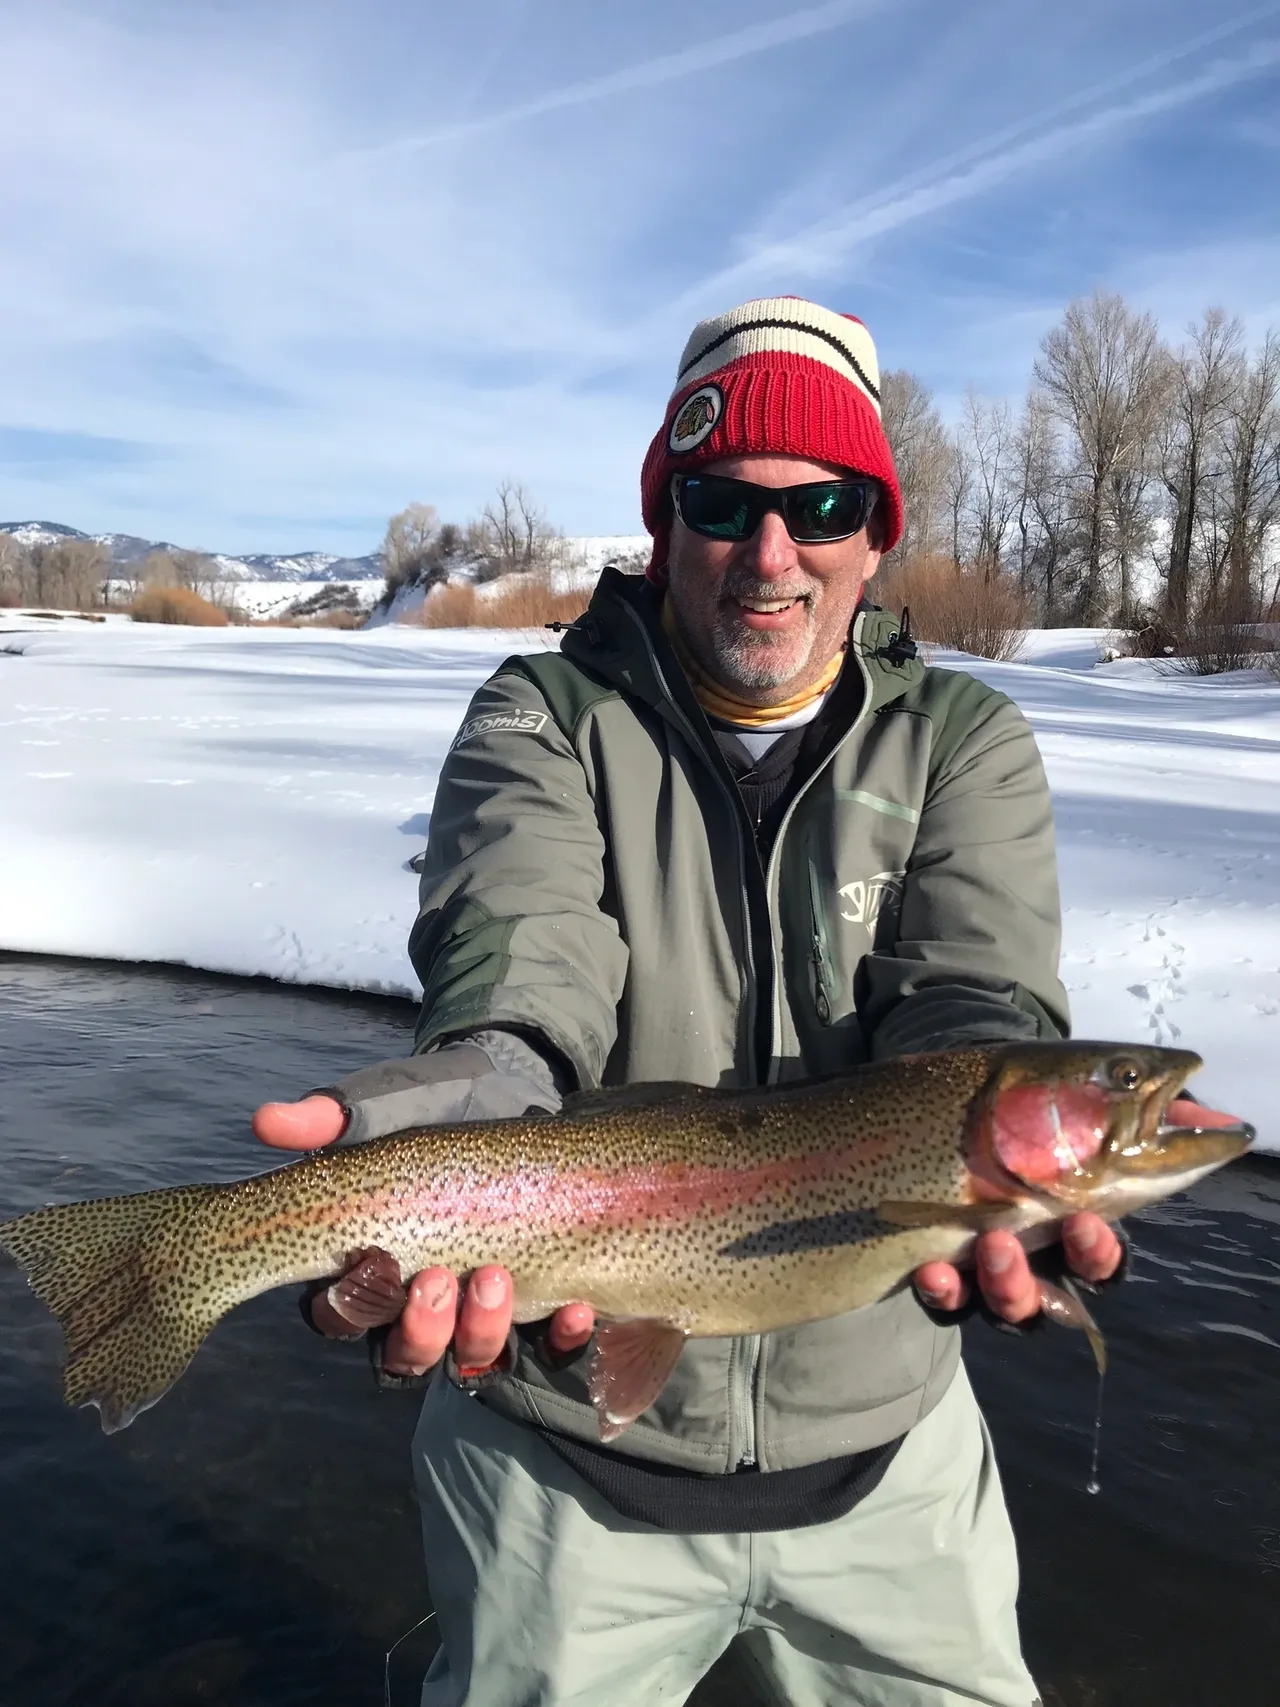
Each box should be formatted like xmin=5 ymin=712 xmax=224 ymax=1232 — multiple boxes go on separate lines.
xmin=410 ymin=567 xmax=1068 ymax=1472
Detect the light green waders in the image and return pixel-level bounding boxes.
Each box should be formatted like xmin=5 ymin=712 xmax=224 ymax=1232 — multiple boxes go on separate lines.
xmin=411 ymin=1364 xmax=1040 ymax=1707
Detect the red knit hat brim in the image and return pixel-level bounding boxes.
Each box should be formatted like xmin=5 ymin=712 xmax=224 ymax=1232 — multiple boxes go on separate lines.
xmin=641 ymin=352 xmax=903 ymax=584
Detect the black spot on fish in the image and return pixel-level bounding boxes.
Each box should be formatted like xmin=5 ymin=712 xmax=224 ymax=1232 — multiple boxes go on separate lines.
xmin=719 ymin=1209 xmax=884 ymax=1259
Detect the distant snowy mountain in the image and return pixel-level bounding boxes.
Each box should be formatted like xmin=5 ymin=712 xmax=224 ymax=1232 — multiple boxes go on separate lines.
xmin=0 ymin=520 xmax=385 ymax=583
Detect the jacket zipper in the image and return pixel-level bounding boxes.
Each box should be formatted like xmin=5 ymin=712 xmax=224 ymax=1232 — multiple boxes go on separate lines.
xmin=807 ymin=851 xmax=835 ymax=1026
xmin=618 ymin=605 xmax=879 ymax=1471
xmin=741 ymin=622 xmax=875 ymax=1467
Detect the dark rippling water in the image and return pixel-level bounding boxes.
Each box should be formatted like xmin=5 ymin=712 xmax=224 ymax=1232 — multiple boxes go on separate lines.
xmin=0 ymin=955 xmax=1276 ymax=1707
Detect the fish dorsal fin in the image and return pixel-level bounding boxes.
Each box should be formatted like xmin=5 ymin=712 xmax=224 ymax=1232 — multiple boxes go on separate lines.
xmin=876 ymin=1199 xmax=1023 ymax=1231
xmin=588 ymin=1319 xmax=688 ymax=1442
xmin=559 ymin=1082 xmax=701 ymax=1120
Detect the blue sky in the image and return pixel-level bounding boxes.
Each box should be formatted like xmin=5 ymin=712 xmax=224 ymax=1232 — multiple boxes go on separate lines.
xmin=2 ymin=0 xmax=1279 ymax=555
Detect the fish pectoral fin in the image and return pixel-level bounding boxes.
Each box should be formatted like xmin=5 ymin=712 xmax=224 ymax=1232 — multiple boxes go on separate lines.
xmin=876 ymin=1199 xmax=1020 ymax=1231
xmin=587 ymin=1319 xmax=688 ymax=1444
xmin=1038 ymin=1276 xmax=1107 ymax=1376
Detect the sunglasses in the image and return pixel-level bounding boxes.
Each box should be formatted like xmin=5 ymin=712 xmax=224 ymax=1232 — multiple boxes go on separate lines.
xmin=671 ymin=472 xmax=879 ymax=545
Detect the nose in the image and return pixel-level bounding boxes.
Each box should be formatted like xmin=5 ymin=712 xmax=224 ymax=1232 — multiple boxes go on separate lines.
xmin=742 ymin=508 xmax=797 ymax=579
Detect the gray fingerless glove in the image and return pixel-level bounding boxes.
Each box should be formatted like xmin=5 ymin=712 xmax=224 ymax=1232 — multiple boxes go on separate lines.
xmin=310 ymin=1028 xmax=566 ymax=1143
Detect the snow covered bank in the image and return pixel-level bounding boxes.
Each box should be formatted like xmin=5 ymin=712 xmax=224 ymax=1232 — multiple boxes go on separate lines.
xmin=1 ymin=616 xmax=1276 ymax=1149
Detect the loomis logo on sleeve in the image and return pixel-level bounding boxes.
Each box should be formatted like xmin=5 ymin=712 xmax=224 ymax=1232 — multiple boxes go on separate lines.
xmin=838 ymin=871 xmax=904 ymax=932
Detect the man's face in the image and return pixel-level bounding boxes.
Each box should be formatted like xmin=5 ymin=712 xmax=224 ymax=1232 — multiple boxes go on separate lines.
xmin=664 ymin=452 xmax=883 ymax=707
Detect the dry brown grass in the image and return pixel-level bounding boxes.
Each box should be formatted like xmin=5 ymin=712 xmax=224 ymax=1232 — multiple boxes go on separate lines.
xmin=417 ymin=574 xmax=588 ymax=629
xmin=129 ymin=586 xmax=230 ymax=626
xmin=873 ymin=554 xmax=1028 ymax=661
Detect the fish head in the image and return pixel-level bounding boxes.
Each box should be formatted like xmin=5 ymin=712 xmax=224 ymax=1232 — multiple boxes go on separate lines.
xmin=969 ymin=1042 xmax=1253 ymax=1216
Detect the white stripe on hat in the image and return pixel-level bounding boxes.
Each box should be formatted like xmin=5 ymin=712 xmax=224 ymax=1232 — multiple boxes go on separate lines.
xmin=673 ymin=298 xmax=882 ymax=418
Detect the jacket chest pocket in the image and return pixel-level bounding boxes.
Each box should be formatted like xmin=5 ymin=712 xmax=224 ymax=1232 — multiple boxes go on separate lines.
xmin=798 ymin=808 xmax=917 ymax=1026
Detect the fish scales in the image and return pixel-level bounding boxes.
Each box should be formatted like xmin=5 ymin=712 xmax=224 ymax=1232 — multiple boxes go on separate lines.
xmin=0 ymin=1042 xmax=1253 ymax=1436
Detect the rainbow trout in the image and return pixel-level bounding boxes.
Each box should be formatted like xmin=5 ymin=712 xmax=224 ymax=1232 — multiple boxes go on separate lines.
xmin=0 ymin=1041 xmax=1251 ymax=1439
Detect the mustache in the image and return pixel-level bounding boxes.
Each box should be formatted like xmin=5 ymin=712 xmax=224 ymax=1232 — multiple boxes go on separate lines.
xmin=719 ymin=575 xmax=819 ymax=604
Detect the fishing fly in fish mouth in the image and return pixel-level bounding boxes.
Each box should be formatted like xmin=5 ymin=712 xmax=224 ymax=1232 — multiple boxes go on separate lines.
xmin=0 ymin=1041 xmax=1252 ymax=1441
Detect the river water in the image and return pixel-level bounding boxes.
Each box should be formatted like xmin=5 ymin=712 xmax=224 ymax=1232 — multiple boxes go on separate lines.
xmin=0 ymin=954 xmax=1276 ymax=1707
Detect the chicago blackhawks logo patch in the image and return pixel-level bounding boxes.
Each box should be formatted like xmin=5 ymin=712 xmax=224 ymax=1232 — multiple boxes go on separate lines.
xmin=668 ymin=383 xmax=723 ymax=454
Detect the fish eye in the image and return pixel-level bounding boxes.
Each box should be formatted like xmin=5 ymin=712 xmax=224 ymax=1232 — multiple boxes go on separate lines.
xmin=1107 ymin=1057 xmax=1143 ymax=1091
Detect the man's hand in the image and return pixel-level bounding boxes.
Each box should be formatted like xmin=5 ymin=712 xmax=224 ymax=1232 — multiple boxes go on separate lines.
xmin=913 ymin=1213 xmax=1123 ymax=1323
xmin=253 ymin=1092 xmax=595 ymax=1376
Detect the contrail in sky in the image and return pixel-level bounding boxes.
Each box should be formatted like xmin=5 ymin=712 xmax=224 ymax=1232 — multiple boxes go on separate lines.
xmin=341 ymin=0 xmax=884 ymax=161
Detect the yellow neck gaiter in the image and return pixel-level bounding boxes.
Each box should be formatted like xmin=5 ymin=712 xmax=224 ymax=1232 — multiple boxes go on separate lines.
xmin=660 ymin=597 xmax=844 ymax=728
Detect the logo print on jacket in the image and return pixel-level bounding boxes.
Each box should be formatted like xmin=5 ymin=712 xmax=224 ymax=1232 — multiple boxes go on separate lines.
xmin=838 ymin=871 xmax=904 ymax=932
xmin=451 ymin=709 xmax=548 ymax=751
xmin=668 ymin=384 xmax=723 ymax=453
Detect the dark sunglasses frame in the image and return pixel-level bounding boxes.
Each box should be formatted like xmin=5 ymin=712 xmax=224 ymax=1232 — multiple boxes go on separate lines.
xmin=671 ymin=472 xmax=879 ymax=545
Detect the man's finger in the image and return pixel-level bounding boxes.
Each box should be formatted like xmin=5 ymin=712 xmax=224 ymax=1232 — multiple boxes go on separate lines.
xmin=454 ymin=1266 xmax=514 ymax=1371
xmin=974 ymin=1231 xmax=1040 ymax=1322
xmin=382 ymin=1268 xmax=459 ymax=1376
xmin=548 ymin=1302 xmax=595 ymax=1354
xmin=1062 ymin=1212 xmax=1123 ymax=1284
xmin=253 ymin=1094 xmax=347 ymax=1150
xmin=913 ymin=1261 xmax=970 ymax=1314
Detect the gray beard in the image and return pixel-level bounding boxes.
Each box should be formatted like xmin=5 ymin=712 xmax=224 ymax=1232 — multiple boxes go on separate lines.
xmin=708 ymin=609 xmax=819 ymax=690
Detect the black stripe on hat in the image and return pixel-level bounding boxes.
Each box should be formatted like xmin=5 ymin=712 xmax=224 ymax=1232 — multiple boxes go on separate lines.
xmin=677 ymin=315 xmax=881 ymax=405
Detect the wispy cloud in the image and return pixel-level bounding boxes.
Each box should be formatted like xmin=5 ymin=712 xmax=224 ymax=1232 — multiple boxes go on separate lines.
xmin=673 ymin=13 xmax=1280 ymax=310
xmin=342 ymin=0 xmax=886 ymax=159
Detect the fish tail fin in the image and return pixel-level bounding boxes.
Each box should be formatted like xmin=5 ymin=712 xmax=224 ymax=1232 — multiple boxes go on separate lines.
xmin=0 ymin=1185 xmax=221 ymax=1431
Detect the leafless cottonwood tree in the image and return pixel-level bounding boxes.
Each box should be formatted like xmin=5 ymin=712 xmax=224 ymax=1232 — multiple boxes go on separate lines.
xmin=957 ymin=390 xmax=1018 ymax=579
xmin=1219 ymin=331 xmax=1280 ymax=620
xmin=473 ymin=480 xmax=567 ymax=582
xmin=382 ymin=503 xmax=441 ymax=595
xmin=879 ymin=369 xmax=950 ymax=560
xmin=1155 ymin=308 xmax=1242 ymax=630
xmin=1035 ymin=291 xmax=1170 ymax=622
xmin=15 ymin=539 xmax=112 ymax=610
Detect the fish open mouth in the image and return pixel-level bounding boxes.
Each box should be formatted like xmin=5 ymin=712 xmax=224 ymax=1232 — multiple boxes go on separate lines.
xmin=1156 ymin=1096 xmax=1255 ymax=1146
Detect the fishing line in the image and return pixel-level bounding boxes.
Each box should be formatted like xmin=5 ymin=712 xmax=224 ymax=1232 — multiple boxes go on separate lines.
xmin=384 ymin=1610 xmax=436 ymax=1707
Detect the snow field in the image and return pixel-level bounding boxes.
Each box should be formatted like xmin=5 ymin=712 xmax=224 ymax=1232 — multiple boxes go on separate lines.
xmin=1 ymin=614 xmax=1276 ymax=1149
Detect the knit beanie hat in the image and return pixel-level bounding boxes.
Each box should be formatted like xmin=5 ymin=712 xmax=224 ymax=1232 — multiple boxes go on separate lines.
xmin=640 ymin=297 xmax=903 ymax=584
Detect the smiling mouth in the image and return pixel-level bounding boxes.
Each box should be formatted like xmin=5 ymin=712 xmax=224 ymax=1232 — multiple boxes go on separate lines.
xmin=732 ymin=595 xmax=808 ymax=615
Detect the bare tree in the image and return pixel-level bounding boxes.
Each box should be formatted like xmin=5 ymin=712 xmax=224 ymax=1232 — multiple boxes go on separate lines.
xmin=879 ymin=369 xmax=949 ymax=560
xmin=24 ymin=539 xmax=112 ymax=610
xmin=138 ymin=547 xmax=237 ymax=611
xmin=1035 ymin=291 xmax=1170 ymax=622
xmin=382 ymin=503 xmax=441 ymax=595
xmin=957 ymin=390 xmax=1017 ymax=579
xmin=1155 ymin=308 xmax=1242 ymax=629
xmin=1219 ymin=331 xmax=1280 ymax=620
xmin=1011 ymin=391 xmax=1070 ymax=619
xmin=473 ymin=480 xmax=566 ymax=583
xmin=0 ymin=535 xmax=28 ymax=606
xmin=943 ymin=434 xmax=974 ymax=571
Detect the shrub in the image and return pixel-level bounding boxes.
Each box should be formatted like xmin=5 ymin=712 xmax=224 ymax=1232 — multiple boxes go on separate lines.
xmin=873 ymin=554 xmax=1027 ymax=661
xmin=418 ymin=574 xmax=587 ymax=630
xmin=129 ymin=586 xmax=230 ymax=626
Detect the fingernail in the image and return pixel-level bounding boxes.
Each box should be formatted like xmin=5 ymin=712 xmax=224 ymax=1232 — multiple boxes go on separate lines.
xmin=983 ymin=1245 xmax=1014 ymax=1274
xmin=420 ymin=1276 xmax=453 ymax=1312
xmin=473 ymin=1271 xmax=507 ymax=1309
xmin=917 ymin=1285 xmax=945 ymax=1306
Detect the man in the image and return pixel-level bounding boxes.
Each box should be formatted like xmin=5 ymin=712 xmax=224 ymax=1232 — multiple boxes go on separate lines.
xmin=257 ymin=297 xmax=1122 ymax=1706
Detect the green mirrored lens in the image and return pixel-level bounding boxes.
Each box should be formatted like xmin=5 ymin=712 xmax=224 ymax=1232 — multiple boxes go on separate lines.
xmin=787 ymin=483 xmax=868 ymax=540
xmin=680 ymin=480 xmax=754 ymax=538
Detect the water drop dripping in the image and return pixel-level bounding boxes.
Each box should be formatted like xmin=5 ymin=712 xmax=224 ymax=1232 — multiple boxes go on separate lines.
xmin=1086 ymin=1359 xmax=1106 ymax=1495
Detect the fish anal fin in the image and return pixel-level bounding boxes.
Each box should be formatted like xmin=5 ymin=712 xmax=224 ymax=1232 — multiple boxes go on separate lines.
xmin=1038 ymin=1277 xmax=1107 ymax=1375
xmin=587 ymin=1319 xmax=688 ymax=1443
xmin=876 ymin=1199 xmax=1020 ymax=1232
